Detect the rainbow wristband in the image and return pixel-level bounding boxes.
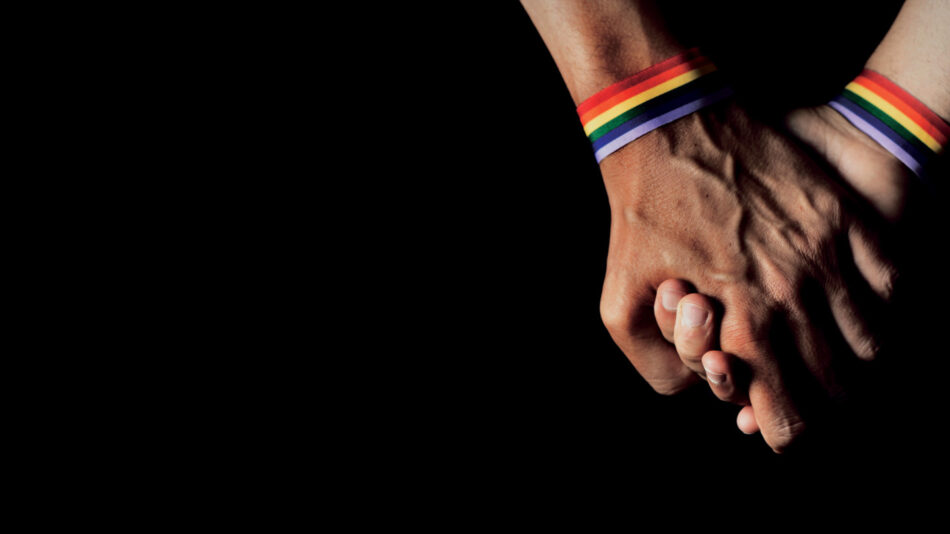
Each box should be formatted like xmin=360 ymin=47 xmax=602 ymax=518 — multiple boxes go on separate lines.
xmin=577 ymin=48 xmax=734 ymax=163
xmin=828 ymin=69 xmax=949 ymax=180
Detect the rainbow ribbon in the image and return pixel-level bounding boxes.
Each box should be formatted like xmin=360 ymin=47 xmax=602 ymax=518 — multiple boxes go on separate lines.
xmin=577 ymin=48 xmax=733 ymax=163
xmin=829 ymin=69 xmax=949 ymax=179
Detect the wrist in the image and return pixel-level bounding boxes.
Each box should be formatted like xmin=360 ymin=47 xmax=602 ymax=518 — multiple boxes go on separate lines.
xmin=786 ymin=105 xmax=911 ymax=223
xmin=600 ymin=99 xmax=741 ymax=188
xmin=827 ymin=68 xmax=949 ymax=183
xmin=521 ymin=0 xmax=687 ymax=104
xmin=864 ymin=57 xmax=950 ymax=122
xmin=863 ymin=0 xmax=950 ymax=121
xmin=565 ymin=31 xmax=687 ymax=105
xmin=577 ymin=48 xmax=733 ymax=164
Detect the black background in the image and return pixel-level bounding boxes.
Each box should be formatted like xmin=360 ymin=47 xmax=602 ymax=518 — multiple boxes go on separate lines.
xmin=25 ymin=0 xmax=950 ymax=518
xmin=351 ymin=1 xmax=950 ymax=503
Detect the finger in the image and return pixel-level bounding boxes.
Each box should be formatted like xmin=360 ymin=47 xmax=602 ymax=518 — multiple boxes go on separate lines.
xmin=849 ymin=223 xmax=899 ymax=303
xmin=653 ymin=279 xmax=690 ymax=343
xmin=701 ymin=350 xmax=749 ymax=405
xmin=747 ymin=377 xmax=807 ymax=454
xmin=673 ymin=293 xmax=717 ymax=375
xmin=826 ymin=281 xmax=881 ymax=361
xmin=787 ymin=293 xmax=847 ymax=401
xmin=744 ymin=300 xmax=839 ymax=453
xmin=720 ymin=308 xmax=808 ymax=454
xmin=602 ymin=281 xmax=700 ymax=395
xmin=737 ymin=405 xmax=759 ymax=434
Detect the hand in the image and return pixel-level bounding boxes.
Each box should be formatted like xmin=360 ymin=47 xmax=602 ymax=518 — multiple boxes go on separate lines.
xmin=599 ymin=99 xmax=898 ymax=452
xmin=647 ymin=102 xmax=912 ymax=440
xmin=785 ymin=104 xmax=915 ymax=224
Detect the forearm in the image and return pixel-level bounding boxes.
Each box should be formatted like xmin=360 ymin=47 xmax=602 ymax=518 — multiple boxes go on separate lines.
xmin=520 ymin=0 xmax=685 ymax=104
xmin=865 ymin=0 xmax=950 ymax=120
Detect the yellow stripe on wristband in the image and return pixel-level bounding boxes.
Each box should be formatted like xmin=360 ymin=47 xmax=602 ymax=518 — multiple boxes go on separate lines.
xmin=583 ymin=62 xmax=717 ymax=136
xmin=845 ymin=81 xmax=942 ymax=153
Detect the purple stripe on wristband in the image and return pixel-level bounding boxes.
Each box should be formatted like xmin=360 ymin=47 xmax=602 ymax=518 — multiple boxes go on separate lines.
xmin=593 ymin=86 xmax=734 ymax=163
xmin=833 ymin=95 xmax=932 ymax=167
xmin=828 ymin=100 xmax=924 ymax=176
xmin=591 ymin=78 xmax=724 ymax=152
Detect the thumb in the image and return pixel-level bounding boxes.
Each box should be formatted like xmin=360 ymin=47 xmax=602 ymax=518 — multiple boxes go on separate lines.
xmin=784 ymin=105 xmax=911 ymax=223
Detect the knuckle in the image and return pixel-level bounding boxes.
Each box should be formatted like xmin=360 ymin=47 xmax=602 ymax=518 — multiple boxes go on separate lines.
xmin=716 ymin=390 xmax=741 ymax=405
xmin=766 ymin=274 xmax=799 ymax=309
xmin=824 ymin=193 xmax=844 ymax=230
xmin=600 ymin=295 xmax=631 ymax=334
xmin=647 ymin=376 xmax=692 ymax=396
xmin=805 ymin=228 xmax=841 ymax=272
xmin=677 ymin=348 xmax=703 ymax=363
xmin=720 ymin=319 xmax=769 ymax=361
xmin=754 ymin=255 xmax=801 ymax=309
xmin=766 ymin=417 xmax=807 ymax=454
xmin=720 ymin=388 xmax=742 ymax=404
xmin=879 ymin=265 xmax=900 ymax=302
xmin=676 ymin=333 xmax=708 ymax=361
xmin=789 ymin=210 xmax=841 ymax=266
xmin=853 ymin=334 xmax=880 ymax=362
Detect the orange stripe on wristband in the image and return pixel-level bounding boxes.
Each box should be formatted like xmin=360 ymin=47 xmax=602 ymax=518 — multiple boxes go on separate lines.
xmin=852 ymin=75 xmax=948 ymax=148
xmin=578 ymin=56 xmax=713 ymax=126
xmin=859 ymin=69 xmax=950 ymax=141
xmin=576 ymin=48 xmax=703 ymax=116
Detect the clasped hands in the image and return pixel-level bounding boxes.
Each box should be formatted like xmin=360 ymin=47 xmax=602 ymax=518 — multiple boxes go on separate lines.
xmin=598 ymin=99 xmax=910 ymax=452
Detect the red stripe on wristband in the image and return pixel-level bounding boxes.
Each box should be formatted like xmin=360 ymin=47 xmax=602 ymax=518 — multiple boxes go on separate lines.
xmin=576 ymin=48 xmax=732 ymax=164
xmin=853 ymin=74 xmax=949 ymax=146
xmin=859 ymin=69 xmax=950 ymax=140
xmin=575 ymin=47 xmax=703 ymax=116
xmin=578 ymin=55 xmax=711 ymax=125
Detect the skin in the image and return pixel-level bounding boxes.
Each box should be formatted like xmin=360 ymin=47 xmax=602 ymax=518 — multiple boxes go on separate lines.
xmin=656 ymin=0 xmax=950 ymax=436
xmin=521 ymin=0 xmax=908 ymax=452
xmin=599 ymin=102 xmax=897 ymax=451
xmin=653 ymin=106 xmax=909 ymax=434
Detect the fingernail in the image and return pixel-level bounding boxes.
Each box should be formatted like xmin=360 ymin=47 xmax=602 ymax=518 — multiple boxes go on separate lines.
xmin=661 ymin=290 xmax=684 ymax=312
xmin=704 ymin=366 xmax=726 ymax=385
xmin=682 ymin=303 xmax=709 ymax=327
